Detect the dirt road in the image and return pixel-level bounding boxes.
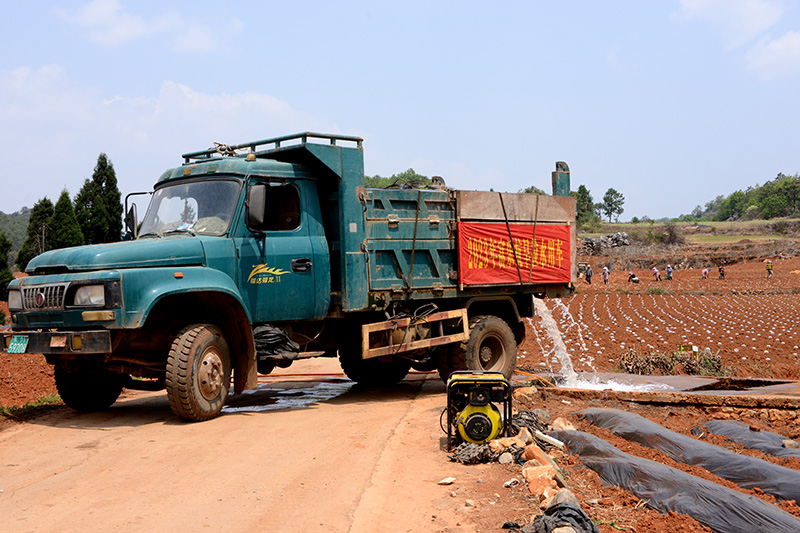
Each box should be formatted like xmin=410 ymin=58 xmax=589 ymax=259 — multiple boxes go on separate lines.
xmin=0 ymin=359 xmax=489 ymax=533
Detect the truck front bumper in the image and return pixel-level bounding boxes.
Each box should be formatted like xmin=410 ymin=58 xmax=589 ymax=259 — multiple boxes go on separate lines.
xmin=3 ymin=330 xmax=112 ymax=355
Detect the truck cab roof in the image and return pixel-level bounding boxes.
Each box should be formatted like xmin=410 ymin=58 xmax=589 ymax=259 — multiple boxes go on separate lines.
xmin=157 ymin=156 xmax=313 ymax=184
xmin=164 ymin=132 xmax=365 ymax=186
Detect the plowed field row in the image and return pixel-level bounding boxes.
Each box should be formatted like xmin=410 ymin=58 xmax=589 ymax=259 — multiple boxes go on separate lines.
xmin=522 ymin=292 xmax=800 ymax=379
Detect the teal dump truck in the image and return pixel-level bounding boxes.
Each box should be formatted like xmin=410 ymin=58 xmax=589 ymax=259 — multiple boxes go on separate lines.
xmin=3 ymin=132 xmax=576 ymax=420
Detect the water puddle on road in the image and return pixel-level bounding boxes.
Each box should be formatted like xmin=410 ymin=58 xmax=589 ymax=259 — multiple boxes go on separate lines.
xmin=531 ymin=298 xmax=672 ymax=392
xmin=222 ymin=380 xmax=352 ymax=413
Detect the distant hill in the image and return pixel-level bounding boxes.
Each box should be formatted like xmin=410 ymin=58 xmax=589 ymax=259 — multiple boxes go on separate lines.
xmin=678 ymin=172 xmax=800 ymax=222
xmin=0 ymin=208 xmax=30 ymax=270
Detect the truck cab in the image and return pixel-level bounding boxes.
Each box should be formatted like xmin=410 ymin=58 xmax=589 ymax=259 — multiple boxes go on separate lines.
xmin=4 ymin=132 xmax=576 ymax=421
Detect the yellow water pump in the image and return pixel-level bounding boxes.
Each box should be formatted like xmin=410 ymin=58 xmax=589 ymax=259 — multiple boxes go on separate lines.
xmin=446 ymin=371 xmax=511 ymax=448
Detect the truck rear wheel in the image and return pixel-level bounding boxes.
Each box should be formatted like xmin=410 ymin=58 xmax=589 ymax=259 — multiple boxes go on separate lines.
xmin=166 ymin=324 xmax=231 ymax=421
xmin=339 ymin=354 xmax=411 ymax=386
xmin=55 ymin=366 xmax=125 ymax=412
xmin=437 ymin=315 xmax=517 ymax=382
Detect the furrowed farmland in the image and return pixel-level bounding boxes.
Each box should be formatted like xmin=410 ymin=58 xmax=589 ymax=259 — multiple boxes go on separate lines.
xmin=520 ymin=255 xmax=800 ymax=380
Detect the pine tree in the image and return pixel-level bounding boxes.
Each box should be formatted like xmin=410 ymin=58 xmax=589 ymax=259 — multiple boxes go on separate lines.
xmin=573 ymin=185 xmax=596 ymax=225
xmin=51 ymin=189 xmax=84 ymax=249
xmin=0 ymin=231 xmax=13 ymax=300
xmin=74 ymin=153 xmax=123 ymax=244
xmin=16 ymin=197 xmax=54 ymax=271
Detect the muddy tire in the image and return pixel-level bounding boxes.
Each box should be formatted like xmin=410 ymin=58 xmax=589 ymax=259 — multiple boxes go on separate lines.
xmin=438 ymin=315 xmax=517 ymax=382
xmin=55 ymin=366 xmax=124 ymax=412
xmin=409 ymin=356 xmax=438 ymax=372
xmin=437 ymin=343 xmax=467 ymax=383
xmin=166 ymin=324 xmax=232 ymax=421
xmin=339 ymin=353 xmax=411 ymax=386
xmin=257 ymin=359 xmax=276 ymax=375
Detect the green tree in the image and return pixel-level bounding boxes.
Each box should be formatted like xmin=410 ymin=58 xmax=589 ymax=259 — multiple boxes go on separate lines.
xmin=601 ymin=188 xmax=625 ymax=222
xmin=572 ymin=185 xmax=596 ymax=226
xmin=74 ymin=153 xmax=123 ymax=244
xmin=16 ymin=197 xmax=54 ymax=271
xmin=760 ymin=195 xmax=789 ymax=219
xmin=51 ymin=189 xmax=85 ymax=249
xmin=365 ymin=168 xmax=431 ymax=189
xmin=716 ymin=190 xmax=748 ymax=221
xmin=518 ymin=185 xmax=546 ymax=195
xmin=0 ymin=231 xmax=13 ymax=300
xmin=779 ymin=175 xmax=800 ymax=214
xmin=0 ymin=207 xmax=31 ymax=261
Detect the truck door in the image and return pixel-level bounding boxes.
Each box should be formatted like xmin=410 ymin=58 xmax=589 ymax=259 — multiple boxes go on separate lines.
xmin=237 ymin=182 xmax=318 ymax=322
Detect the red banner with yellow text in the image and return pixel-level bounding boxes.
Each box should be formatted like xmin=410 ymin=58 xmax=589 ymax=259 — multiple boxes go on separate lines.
xmin=458 ymin=222 xmax=570 ymax=285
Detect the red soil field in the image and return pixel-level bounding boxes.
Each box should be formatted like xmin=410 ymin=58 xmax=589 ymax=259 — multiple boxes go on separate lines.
xmin=520 ymin=256 xmax=800 ymax=380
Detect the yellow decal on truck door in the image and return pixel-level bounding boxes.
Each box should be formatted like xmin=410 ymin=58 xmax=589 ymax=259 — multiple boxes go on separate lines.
xmin=248 ymin=264 xmax=289 ymax=284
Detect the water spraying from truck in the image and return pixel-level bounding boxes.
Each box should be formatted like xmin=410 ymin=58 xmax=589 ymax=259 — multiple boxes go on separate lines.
xmin=531 ymin=298 xmax=671 ymax=392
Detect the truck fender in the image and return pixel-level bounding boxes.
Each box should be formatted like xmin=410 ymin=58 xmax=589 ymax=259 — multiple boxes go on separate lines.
xmin=122 ymin=267 xmax=257 ymax=394
xmin=463 ymin=295 xmax=526 ymax=344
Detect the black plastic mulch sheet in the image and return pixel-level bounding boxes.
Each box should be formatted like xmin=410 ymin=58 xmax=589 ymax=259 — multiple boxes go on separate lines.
xmin=577 ymin=408 xmax=800 ymax=503
xmin=531 ymin=502 xmax=600 ymax=533
xmin=692 ymin=420 xmax=800 ymax=459
xmin=551 ymin=430 xmax=800 ymax=533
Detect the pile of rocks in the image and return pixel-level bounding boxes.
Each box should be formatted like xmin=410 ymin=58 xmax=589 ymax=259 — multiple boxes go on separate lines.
xmin=579 ymin=233 xmax=630 ymax=255
xmin=446 ymin=391 xmax=599 ymax=532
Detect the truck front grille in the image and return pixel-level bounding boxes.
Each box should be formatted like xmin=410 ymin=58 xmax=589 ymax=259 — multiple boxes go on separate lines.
xmin=22 ymin=284 xmax=67 ymax=310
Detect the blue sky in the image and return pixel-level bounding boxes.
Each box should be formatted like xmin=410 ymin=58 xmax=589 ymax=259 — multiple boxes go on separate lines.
xmin=1 ymin=0 xmax=798 ymax=220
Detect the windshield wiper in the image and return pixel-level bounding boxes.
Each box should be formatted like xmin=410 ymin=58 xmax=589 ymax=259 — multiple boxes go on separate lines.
xmin=161 ymin=228 xmax=196 ymax=237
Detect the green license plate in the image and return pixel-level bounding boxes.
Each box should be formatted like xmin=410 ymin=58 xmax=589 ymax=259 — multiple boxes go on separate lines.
xmin=7 ymin=335 xmax=29 ymax=354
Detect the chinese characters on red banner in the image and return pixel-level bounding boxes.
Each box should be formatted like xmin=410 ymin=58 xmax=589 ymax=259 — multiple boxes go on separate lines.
xmin=458 ymin=222 xmax=570 ymax=285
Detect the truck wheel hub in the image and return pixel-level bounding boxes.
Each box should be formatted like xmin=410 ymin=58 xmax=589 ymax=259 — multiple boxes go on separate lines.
xmin=198 ymin=348 xmax=224 ymax=400
xmin=479 ymin=337 xmax=502 ymax=367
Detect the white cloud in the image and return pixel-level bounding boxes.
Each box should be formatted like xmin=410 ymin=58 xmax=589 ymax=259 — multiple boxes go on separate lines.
xmin=172 ymin=17 xmax=244 ymax=53
xmin=0 ymin=67 xmax=334 ymax=212
xmin=745 ymin=31 xmax=800 ymax=79
xmin=675 ymin=0 xmax=785 ymax=48
xmin=172 ymin=26 xmax=216 ymax=52
xmin=53 ymin=0 xmax=166 ymax=46
xmin=53 ymin=0 xmax=242 ymax=51
xmin=0 ymin=65 xmax=99 ymax=138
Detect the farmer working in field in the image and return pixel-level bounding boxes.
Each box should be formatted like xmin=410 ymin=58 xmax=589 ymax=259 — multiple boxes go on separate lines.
xmin=766 ymin=260 xmax=773 ymax=278
xmin=665 ymin=264 xmax=673 ymax=280
xmin=652 ymin=267 xmax=661 ymax=281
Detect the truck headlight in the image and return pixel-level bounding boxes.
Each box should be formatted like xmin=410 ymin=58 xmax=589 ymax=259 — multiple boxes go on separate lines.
xmin=74 ymin=285 xmax=106 ymax=307
xmin=8 ymin=289 xmax=22 ymax=311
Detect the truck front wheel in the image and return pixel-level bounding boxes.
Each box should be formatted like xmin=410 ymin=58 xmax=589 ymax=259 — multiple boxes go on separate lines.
xmin=437 ymin=315 xmax=517 ymax=382
xmin=55 ymin=365 xmax=125 ymax=412
xmin=166 ymin=324 xmax=231 ymax=421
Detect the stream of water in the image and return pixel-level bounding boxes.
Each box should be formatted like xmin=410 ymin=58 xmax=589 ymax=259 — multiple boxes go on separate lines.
xmin=530 ymin=298 xmax=672 ymax=392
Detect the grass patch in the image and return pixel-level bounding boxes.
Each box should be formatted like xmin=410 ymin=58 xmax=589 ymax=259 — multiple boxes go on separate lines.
xmin=0 ymin=394 xmax=63 ymax=420
xmin=645 ymin=287 xmax=669 ymax=295
xmin=616 ymin=288 xmax=633 ymax=294
xmin=685 ymin=234 xmax=780 ymax=244
xmin=592 ymin=519 xmax=629 ymax=531
xmin=612 ymin=348 xmax=729 ymax=377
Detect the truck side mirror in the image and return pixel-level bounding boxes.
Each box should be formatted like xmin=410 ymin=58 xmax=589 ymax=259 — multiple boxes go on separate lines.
xmin=124 ymin=191 xmax=151 ymax=240
xmin=124 ymin=204 xmax=138 ymax=240
xmin=247 ymin=183 xmax=267 ymax=228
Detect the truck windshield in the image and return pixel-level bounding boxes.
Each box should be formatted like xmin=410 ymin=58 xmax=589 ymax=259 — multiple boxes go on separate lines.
xmin=139 ymin=179 xmax=240 ymax=237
